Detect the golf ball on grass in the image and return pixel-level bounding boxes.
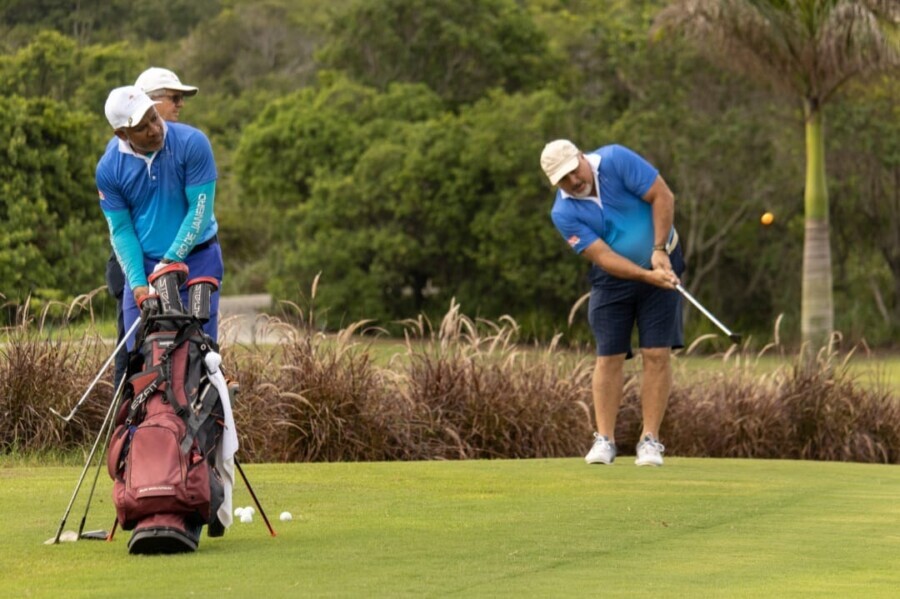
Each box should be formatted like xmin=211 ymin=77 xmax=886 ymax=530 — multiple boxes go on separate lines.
xmin=240 ymin=512 xmax=253 ymax=523
xmin=279 ymin=511 xmax=293 ymax=522
xmin=234 ymin=507 xmax=245 ymax=517
xmin=761 ymin=212 xmax=774 ymax=226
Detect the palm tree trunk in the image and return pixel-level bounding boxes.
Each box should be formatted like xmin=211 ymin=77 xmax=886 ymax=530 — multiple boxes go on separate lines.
xmin=801 ymin=99 xmax=834 ymax=356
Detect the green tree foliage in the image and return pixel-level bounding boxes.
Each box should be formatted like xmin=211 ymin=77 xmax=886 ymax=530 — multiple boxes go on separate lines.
xmin=318 ymin=0 xmax=557 ymax=106
xmin=0 ymin=30 xmax=145 ymax=310
xmin=0 ymin=30 xmax=77 ymax=98
xmin=0 ymin=0 xmax=220 ymax=46
xmin=655 ymin=0 xmax=900 ymax=350
xmin=0 ymin=29 xmax=142 ymax=109
xmin=457 ymin=90 xmax=593 ymax=330
xmin=534 ymin=0 xmax=805 ymax=337
xmin=238 ymin=75 xmax=591 ymax=336
xmin=0 ymin=96 xmax=107 ymax=304
xmin=1 ymin=0 xmax=898 ymax=347
xmin=181 ymin=0 xmax=332 ymax=95
xmin=531 ymin=0 xmax=668 ymax=119
xmin=235 ymin=76 xmax=444 ymax=307
xmin=828 ymin=76 xmax=900 ymax=342
xmin=606 ymin=35 xmax=803 ymax=337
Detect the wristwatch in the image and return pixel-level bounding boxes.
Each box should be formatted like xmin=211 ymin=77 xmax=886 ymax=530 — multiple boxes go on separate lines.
xmin=652 ymin=244 xmax=667 ymax=252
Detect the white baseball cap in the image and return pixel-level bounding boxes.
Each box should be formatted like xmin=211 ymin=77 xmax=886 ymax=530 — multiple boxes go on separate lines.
xmin=135 ymin=67 xmax=199 ymax=96
xmin=104 ymin=86 xmax=159 ymax=130
xmin=540 ymin=139 xmax=581 ymax=185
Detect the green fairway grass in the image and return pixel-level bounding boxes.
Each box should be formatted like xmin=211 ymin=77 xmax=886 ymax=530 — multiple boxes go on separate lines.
xmin=1 ymin=458 xmax=898 ymax=598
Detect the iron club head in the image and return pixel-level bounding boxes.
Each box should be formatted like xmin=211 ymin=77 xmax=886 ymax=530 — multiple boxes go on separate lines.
xmin=49 ymin=407 xmax=74 ymax=422
xmin=729 ymin=333 xmax=742 ymax=344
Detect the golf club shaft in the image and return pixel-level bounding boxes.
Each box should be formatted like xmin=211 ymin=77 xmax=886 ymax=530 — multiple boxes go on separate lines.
xmin=235 ymin=458 xmax=277 ymax=537
xmin=51 ymin=316 xmax=141 ymax=422
xmin=675 ymin=284 xmax=741 ymax=343
xmin=53 ymin=374 xmax=123 ymax=544
xmin=77 ymin=375 xmax=127 ymax=537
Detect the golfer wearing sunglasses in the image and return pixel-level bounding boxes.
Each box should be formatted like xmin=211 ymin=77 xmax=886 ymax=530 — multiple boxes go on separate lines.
xmin=103 ymin=68 xmax=202 ymax=389
xmin=135 ymin=67 xmax=198 ymax=122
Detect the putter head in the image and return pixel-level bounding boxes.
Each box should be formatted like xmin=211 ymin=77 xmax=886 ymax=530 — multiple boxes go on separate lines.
xmin=729 ymin=333 xmax=742 ymax=344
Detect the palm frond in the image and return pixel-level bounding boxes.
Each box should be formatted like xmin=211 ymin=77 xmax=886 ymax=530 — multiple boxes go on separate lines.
xmin=654 ymin=0 xmax=900 ymax=104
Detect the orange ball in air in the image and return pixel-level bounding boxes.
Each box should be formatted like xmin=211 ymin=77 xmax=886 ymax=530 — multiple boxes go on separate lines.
xmin=761 ymin=212 xmax=774 ymax=226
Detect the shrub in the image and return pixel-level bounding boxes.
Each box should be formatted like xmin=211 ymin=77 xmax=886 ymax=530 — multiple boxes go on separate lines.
xmin=2 ymin=298 xmax=898 ymax=464
xmin=393 ymin=302 xmax=592 ymax=460
xmin=657 ymin=344 xmax=900 ymax=463
xmin=0 ymin=298 xmax=113 ymax=453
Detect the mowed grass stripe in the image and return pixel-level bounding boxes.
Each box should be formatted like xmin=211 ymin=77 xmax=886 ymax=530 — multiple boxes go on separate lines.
xmin=1 ymin=459 xmax=897 ymax=598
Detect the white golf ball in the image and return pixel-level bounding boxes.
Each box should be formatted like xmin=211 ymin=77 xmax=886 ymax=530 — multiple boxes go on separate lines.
xmin=279 ymin=511 xmax=293 ymax=522
xmin=240 ymin=512 xmax=253 ymax=523
xmin=234 ymin=507 xmax=246 ymax=517
xmin=244 ymin=506 xmax=256 ymax=515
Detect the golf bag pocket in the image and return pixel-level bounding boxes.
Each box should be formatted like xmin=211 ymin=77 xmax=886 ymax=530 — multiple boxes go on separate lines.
xmin=112 ymin=411 xmax=210 ymax=530
xmin=107 ymin=423 xmax=131 ymax=480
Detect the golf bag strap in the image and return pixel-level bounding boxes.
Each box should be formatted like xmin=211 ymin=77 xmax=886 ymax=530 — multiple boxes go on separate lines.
xmin=179 ymin=350 xmax=215 ymax=453
xmin=158 ymin=321 xmax=204 ymax=425
xmin=168 ymin=324 xmax=214 ymax=454
xmin=127 ymin=319 xmax=207 ymax=446
xmin=124 ymin=366 xmax=165 ymax=426
xmin=159 ymin=320 xmax=204 ymax=364
xmin=190 ymin=381 xmax=220 ymax=453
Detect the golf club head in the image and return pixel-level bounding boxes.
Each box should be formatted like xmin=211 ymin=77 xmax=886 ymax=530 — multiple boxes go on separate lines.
xmin=729 ymin=333 xmax=742 ymax=344
xmin=79 ymin=530 xmax=110 ymax=541
xmin=46 ymin=530 xmax=79 ymax=544
xmin=49 ymin=407 xmax=75 ymax=422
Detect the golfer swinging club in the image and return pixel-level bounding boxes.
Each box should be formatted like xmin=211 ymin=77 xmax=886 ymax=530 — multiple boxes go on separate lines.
xmin=540 ymin=140 xmax=684 ymax=466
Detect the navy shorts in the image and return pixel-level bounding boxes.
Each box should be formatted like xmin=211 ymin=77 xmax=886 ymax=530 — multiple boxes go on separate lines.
xmin=587 ymin=245 xmax=685 ymax=357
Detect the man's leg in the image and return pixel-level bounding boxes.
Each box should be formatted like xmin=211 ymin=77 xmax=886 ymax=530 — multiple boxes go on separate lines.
xmin=592 ymin=353 xmax=626 ymax=441
xmin=637 ymin=347 xmax=672 ymax=438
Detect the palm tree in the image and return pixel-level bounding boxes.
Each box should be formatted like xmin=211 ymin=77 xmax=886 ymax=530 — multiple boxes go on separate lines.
xmin=654 ymin=0 xmax=900 ymax=352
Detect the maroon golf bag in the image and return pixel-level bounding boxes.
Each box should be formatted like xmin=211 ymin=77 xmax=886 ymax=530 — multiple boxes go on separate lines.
xmin=107 ymin=263 xmax=228 ymax=554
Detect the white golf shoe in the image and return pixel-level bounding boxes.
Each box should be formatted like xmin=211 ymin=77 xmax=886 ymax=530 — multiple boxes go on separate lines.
xmin=585 ymin=433 xmax=616 ymax=465
xmin=634 ymin=434 xmax=665 ymax=467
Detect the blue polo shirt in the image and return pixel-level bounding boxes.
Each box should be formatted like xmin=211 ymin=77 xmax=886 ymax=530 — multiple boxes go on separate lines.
xmin=96 ymin=121 xmax=218 ymax=287
xmin=550 ymin=144 xmax=664 ymax=269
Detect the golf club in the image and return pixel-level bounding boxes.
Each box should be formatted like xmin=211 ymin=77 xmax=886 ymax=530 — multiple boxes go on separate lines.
xmin=235 ymin=458 xmax=277 ymax=537
xmin=675 ymin=284 xmax=742 ymax=344
xmin=50 ymin=316 xmax=141 ymax=422
xmin=52 ymin=373 xmax=123 ymax=544
xmin=76 ymin=375 xmax=127 ymax=540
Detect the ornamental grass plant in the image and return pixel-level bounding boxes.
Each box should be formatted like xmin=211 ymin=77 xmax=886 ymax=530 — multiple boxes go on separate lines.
xmin=2 ymin=292 xmax=899 ymax=464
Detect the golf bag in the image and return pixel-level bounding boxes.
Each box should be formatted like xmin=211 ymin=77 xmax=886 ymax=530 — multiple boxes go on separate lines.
xmin=107 ymin=263 xmax=237 ymax=554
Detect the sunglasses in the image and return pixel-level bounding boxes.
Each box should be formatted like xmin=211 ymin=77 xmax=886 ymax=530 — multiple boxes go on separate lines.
xmin=154 ymin=93 xmax=185 ymax=104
